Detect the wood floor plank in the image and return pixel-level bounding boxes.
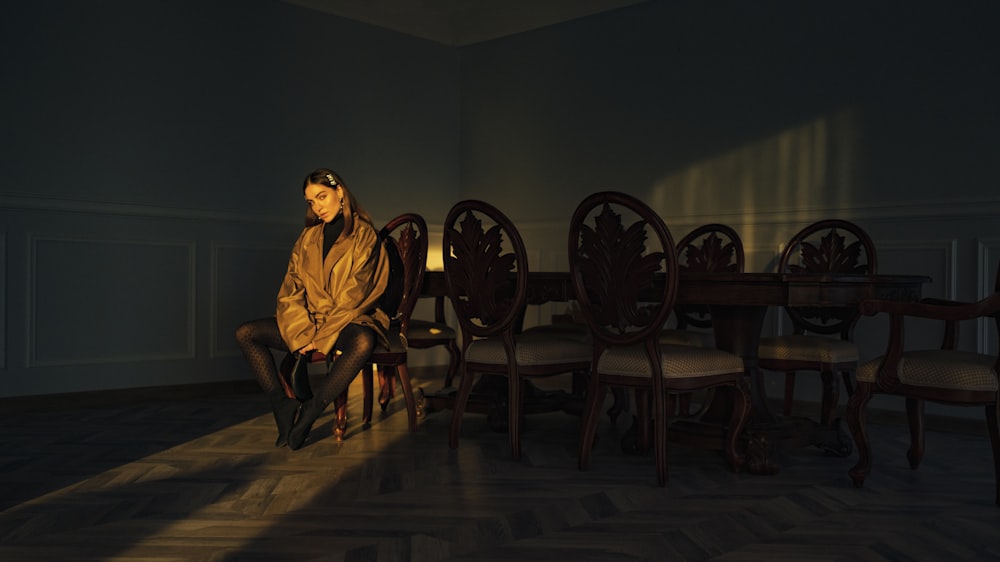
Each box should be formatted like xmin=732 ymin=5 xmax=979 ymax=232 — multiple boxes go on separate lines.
xmin=1 ymin=368 xmax=997 ymax=561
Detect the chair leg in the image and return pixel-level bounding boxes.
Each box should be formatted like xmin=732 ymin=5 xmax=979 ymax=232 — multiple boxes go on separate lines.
xmin=443 ymin=339 xmax=461 ymax=388
xmin=819 ymin=369 xmax=840 ymax=426
xmin=508 ymin=370 xmax=522 ymax=461
xmin=378 ymin=366 xmax=394 ymax=412
xmin=986 ymin=401 xmax=1000 ymax=506
xmin=607 ymin=386 xmax=630 ymax=423
xmin=783 ymin=372 xmax=796 ymax=417
xmin=362 ymin=364 xmax=375 ymax=429
xmin=677 ymin=392 xmax=693 ymax=417
xmin=277 ymin=353 xmax=297 ymax=399
xmin=841 ymin=369 xmax=855 ymax=397
xmin=333 ymin=389 xmax=349 ymax=441
xmin=635 ymin=389 xmax=652 ymax=454
xmin=846 ymin=381 xmax=875 ymax=487
xmin=578 ymin=381 xmax=607 ymax=471
xmin=725 ymin=380 xmax=751 ymax=472
xmin=905 ymin=397 xmax=925 ymax=469
xmin=653 ymin=388 xmax=668 ymax=487
xmin=448 ymin=361 xmax=475 ymax=449
xmin=666 ymin=393 xmax=678 ymax=417
xmin=396 ymin=363 xmax=418 ymax=432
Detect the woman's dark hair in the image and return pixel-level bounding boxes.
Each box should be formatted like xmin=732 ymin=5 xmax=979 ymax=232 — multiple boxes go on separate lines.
xmin=302 ymin=168 xmax=372 ymax=233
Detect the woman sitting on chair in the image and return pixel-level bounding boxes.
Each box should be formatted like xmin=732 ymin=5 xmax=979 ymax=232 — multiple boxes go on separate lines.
xmin=235 ymin=168 xmax=390 ymax=450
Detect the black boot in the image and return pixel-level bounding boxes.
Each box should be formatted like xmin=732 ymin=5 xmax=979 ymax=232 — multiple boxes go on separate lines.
xmin=270 ymin=392 xmax=300 ymax=448
xmin=287 ymin=397 xmax=328 ymax=450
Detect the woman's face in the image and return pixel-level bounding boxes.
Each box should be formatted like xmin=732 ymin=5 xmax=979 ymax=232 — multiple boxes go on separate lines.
xmin=304 ymin=182 xmax=343 ymax=223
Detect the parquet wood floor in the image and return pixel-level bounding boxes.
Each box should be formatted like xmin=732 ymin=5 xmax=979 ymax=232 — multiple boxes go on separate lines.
xmin=2 ymin=367 xmax=999 ymax=561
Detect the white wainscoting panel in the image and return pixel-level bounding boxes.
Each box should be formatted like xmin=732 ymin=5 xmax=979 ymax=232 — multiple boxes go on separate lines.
xmin=210 ymin=242 xmax=291 ymax=359
xmin=853 ymin=239 xmax=957 ymax=363
xmin=978 ymin=238 xmax=1000 ymax=356
xmin=27 ymin=236 xmax=197 ymax=367
xmin=0 ymin=233 xmax=5 ymax=370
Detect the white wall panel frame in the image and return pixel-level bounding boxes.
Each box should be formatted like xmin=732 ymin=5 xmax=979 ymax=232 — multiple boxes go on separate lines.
xmin=209 ymin=242 xmax=292 ymax=359
xmin=977 ymin=238 xmax=1000 ymax=355
xmin=877 ymin=239 xmax=958 ymax=300
xmin=0 ymin=233 xmax=5 ymax=370
xmin=26 ymin=235 xmax=197 ymax=367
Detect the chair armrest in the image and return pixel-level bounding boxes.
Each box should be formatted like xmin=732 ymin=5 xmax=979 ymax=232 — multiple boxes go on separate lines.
xmin=918 ymin=297 xmax=966 ymax=307
xmin=860 ymin=293 xmax=1000 ymax=322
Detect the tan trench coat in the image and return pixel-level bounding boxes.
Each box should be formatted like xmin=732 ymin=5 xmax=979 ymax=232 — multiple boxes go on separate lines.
xmin=276 ymin=216 xmax=390 ymax=355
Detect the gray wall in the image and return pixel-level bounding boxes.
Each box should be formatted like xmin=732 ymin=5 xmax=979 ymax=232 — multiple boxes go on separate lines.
xmin=1 ymin=0 xmax=998 ymax=423
xmin=1 ymin=0 xmax=460 ymax=396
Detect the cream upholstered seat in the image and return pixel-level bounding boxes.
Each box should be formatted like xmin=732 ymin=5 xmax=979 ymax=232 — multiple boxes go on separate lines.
xmin=598 ymin=343 xmax=745 ymax=379
xmin=857 ymin=351 xmax=997 ymax=392
xmin=759 ymin=335 xmax=859 ymax=364
xmin=569 ymin=191 xmax=750 ymax=486
xmin=758 ymin=219 xmax=877 ymax=429
xmin=846 ymin=264 xmax=1000 ymax=505
xmin=444 ymin=199 xmax=592 ymax=461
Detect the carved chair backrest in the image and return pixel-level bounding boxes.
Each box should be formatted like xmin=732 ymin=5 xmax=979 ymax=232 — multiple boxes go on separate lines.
xmin=674 ymin=223 xmax=745 ymax=329
xmin=442 ymin=200 xmax=528 ymax=342
xmin=779 ymin=219 xmax=878 ymax=338
xmin=568 ymin=191 xmax=679 ymax=353
xmin=379 ymin=213 xmax=428 ymax=336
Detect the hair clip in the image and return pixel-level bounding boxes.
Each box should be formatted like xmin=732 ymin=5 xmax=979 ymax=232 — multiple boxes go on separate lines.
xmin=325 ymin=173 xmax=338 ymax=187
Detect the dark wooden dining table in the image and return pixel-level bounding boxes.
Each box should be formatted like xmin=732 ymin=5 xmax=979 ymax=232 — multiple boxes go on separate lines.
xmin=418 ymin=270 xmax=930 ymax=472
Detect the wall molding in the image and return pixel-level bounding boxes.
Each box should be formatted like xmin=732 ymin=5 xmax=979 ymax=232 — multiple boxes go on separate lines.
xmin=6 ymin=194 xmax=1000 ymax=233
xmin=1 ymin=195 xmax=299 ymax=227
xmin=879 ymin=238 xmax=959 ymax=300
xmin=25 ymin=235 xmax=198 ymax=367
xmin=0 ymin=233 xmax=5 ymax=371
xmin=209 ymin=241 xmax=290 ymax=359
xmin=977 ymin=238 xmax=1000 ymax=355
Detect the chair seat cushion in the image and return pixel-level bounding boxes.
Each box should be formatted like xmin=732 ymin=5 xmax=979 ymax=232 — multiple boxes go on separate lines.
xmin=758 ymin=334 xmax=859 ymax=363
xmin=465 ymin=333 xmax=592 ymax=366
xmin=597 ymin=343 xmax=744 ymax=378
xmin=857 ymin=350 xmax=999 ymax=392
xmin=659 ymin=329 xmax=713 ymax=348
xmin=407 ymin=319 xmax=456 ymax=340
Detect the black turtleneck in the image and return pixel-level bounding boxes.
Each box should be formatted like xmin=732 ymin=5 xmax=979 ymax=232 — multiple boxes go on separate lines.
xmin=322 ymin=213 xmax=345 ymax=258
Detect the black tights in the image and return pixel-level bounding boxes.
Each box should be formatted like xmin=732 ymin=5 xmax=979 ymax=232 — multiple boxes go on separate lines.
xmin=235 ymin=317 xmax=376 ymax=407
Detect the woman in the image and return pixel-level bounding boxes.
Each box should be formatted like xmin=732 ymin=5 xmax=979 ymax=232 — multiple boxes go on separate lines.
xmin=235 ymin=168 xmax=390 ymax=450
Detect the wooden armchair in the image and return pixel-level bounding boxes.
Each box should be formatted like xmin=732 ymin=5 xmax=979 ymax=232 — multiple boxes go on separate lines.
xmin=846 ymin=264 xmax=1000 ymax=504
xmin=758 ymin=219 xmax=877 ymax=438
xmin=569 ymin=192 xmax=750 ymax=486
xmin=444 ymin=200 xmax=592 ymax=461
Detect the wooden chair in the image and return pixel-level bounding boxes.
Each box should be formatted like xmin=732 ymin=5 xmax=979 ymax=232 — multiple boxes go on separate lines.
xmin=846 ymin=264 xmax=1000 ymax=504
xmin=658 ymin=223 xmax=745 ymax=418
xmin=569 ymin=191 xmax=751 ymax=486
xmin=444 ymin=200 xmax=592 ymax=460
xmin=325 ymin=213 xmax=428 ymax=439
xmin=758 ymin=219 xmax=877 ymax=434
xmin=661 ymin=223 xmax=745 ymax=348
